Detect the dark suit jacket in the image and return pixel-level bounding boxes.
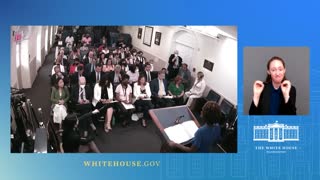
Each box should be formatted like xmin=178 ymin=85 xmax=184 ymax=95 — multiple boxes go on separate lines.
xmin=90 ymin=71 xmax=105 ymax=85
xmin=140 ymin=71 xmax=157 ymax=82
xmin=84 ymin=63 xmax=95 ymax=78
xmin=50 ymin=72 xmax=68 ymax=86
xmin=249 ymin=83 xmax=296 ymax=115
xmin=71 ymin=85 xmax=93 ymax=104
xmin=150 ymin=78 xmax=168 ymax=97
xmin=70 ymin=72 xmax=85 ymax=85
xmin=168 ymin=54 xmax=182 ymax=70
xmin=108 ymin=71 xmax=125 ymax=84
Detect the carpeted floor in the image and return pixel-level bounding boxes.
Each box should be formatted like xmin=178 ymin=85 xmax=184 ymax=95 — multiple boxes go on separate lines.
xmin=23 ymin=46 xmax=162 ymax=152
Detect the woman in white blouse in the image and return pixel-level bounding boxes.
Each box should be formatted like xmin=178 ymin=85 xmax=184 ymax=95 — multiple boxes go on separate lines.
xmin=185 ymin=71 xmax=206 ymax=107
xmin=133 ymin=74 xmax=154 ymax=127
xmin=127 ymin=65 xmax=139 ymax=85
xmin=92 ymin=75 xmax=114 ymax=133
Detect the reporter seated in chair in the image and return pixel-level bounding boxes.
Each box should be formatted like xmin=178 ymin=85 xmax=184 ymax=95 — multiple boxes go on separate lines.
xmin=115 ymin=74 xmax=133 ymax=127
xmin=150 ymin=71 xmax=172 ymax=108
xmin=168 ymin=75 xmax=185 ymax=106
xmin=185 ymin=71 xmax=206 ymax=107
xmin=51 ymin=65 xmax=68 ymax=87
xmin=71 ymin=76 xmax=92 ymax=114
xmin=92 ymin=75 xmax=114 ymax=133
xmin=133 ymin=74 xmax=154 ymax=127
xmin=51 ymin=78 xmax=70 ymax=129
xmin=70 ymin=64 xmax=85 ymax=86
xmin=168 ymin=101 xmax=222 ymax=152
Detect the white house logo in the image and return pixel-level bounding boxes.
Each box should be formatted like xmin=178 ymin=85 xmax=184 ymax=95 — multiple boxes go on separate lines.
xmin=253 ymin=121 xmax=299 ymax=142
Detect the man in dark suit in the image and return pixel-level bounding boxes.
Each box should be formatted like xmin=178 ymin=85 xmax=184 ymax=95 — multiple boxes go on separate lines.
xmin=108 ymin=64 xmax=125 ymax=91
xmin=84 ymin=58 xmax=96 ymax=78
xmin=150 ymin=71 xmax=173 ymax=108
xmin=140 ymin=63 xmax=156 ymax=83
xmin=89 ymin=63 xmax=104 ymax=87
xmin=167 ymin=50 xmax=183 ymax=80
xmin=83 ymin=50 xmax=95 ymax=65
xmin=71 ymin=76 xmax=93 ymax=114
xmin=134 ymin=59 xmax=145 ymax=72
xmin=51 ymin=65 xmax=68 ymax=86
xmin=70 ymin=65 xmax=85 ymax=86
xmin=137 ymin=51 xmax=146 ymax=64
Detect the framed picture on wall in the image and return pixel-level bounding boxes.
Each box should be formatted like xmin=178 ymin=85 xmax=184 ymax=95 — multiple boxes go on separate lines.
xmin=143 ymin=26 xmax=153 ymax=46
xmin=203 ymin=59 xmax=214 ymax=71
xmin=154 ymin=32 xmax=161 ymax=45
xmin=137 ymin=28 xmax=142 ymax=39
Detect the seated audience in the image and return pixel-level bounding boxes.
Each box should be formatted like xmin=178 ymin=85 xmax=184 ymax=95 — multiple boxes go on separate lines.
xmin=89 ymin=63 xmax=104 ymax=87
xmin=51 ymin=78 xmax=70 ymax=128
xmin=115 ymin=74 xmax=134 ymax=127
xmin=178 ymin=63 xmax=192 ymax=90
xmin=70 ymin=65 xmax=85 ymax=85
xmin=98 ymin=52 xmax=107 ymax=65
xmin=150 ymin=71 xmax=173 ymax=108
xmin=102 ymin=58 xmax=114 ymax=73
xmin=84 ymin=58 xmax=96 ymax=78
xmin=133 ymin=75 xmax=153 ymax=127
xmin=185 ymin=71 xmax=206 ymax=107
xmin=84 ymin=50 xmax=95 ymax=65
xmin=134 ymin=59 xmax=144 ymax=72
xmin=51 ymin=65 xmax=68 ymax=86
xmin=127 ymin=65 xmax=139 ymax=86
xmin=65 ymin=34 xmax=74 ymax=48
xmin=141 ymin=63 xmax=155 ymax=83
xmin=71 ymin=76 xmax=92 ymax=114
xmin=109 ymin=64 xmax=125 ymax=90
xmin=92 ymin=75 xmax=114 ymax=133
xmin=81 ymin=33 xmax=92 ymax=46
xmin=137 ymin=51 xmax=146 ymax=64
xmin=168 ymin=75 xmax=185 ymax=106
xmin=51 ymin=58 xmax=65 ymax=75
xmin=69 ymin=58 xmax=83 ymax=75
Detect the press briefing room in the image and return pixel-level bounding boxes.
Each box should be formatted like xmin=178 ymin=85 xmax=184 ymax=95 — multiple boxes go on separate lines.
xmin=10 ymin=26 xmax=237 ymax=153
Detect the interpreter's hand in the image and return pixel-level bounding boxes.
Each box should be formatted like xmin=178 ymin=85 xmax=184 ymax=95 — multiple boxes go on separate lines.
xmin=252 ymin=80 xmax=264 ymax=107
xmin=281 ymin=80 xmax=291 ymax=103
xmin=253 ymin=80 xmax=264 ymax=97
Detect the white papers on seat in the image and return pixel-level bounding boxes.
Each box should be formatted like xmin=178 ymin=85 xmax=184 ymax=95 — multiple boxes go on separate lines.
xmin=121 ymin=102 xmax=135 ymax=110
xmin=164 ymin=120 xmax=199 ymax=144
xmin=142 ymin=98 xmax=152 ymax=101
xmin=163 ymin=95 xmax=173 ymax=99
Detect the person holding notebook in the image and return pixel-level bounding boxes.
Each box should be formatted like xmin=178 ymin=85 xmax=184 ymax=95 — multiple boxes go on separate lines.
xmin=168 ymin=101 xmax=222 ymax=152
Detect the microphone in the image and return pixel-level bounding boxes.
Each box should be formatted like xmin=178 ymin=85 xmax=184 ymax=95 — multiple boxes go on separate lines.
xmin=175 ymin=115 xmax=184 ymax=124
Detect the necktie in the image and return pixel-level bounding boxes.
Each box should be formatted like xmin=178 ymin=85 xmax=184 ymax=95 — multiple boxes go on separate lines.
xmin=91 ymin=64 xmax=93 ymax=72
xmin=147 ymin=72 xmax=151 ymax=82
xmin=80 ymin=88 xmax=84 ymax=100
xmin=159 ymin=80 xmax=164 ymax=96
